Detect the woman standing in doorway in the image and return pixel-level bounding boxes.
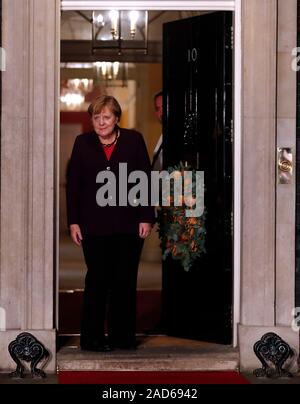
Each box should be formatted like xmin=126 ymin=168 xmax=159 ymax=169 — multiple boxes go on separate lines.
xmin=67 ymin=95 xmax=155 ymax=352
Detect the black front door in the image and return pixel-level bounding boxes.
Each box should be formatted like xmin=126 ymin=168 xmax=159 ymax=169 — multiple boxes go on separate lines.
xmin=162 ymin=12 xmax=233 ymax=344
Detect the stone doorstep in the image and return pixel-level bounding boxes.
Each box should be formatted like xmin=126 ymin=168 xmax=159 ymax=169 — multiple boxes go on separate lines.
xmin=57 ymin=336 xmax=240 ymax=372
xmin=57 ymin=349 xmax=239 ymax=372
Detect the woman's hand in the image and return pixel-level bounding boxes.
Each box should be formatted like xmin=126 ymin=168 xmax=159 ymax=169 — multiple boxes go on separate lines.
xmin=70 ymin=224 xmax=83 ymax=246
xmin=139 ymin=223 xmax=152 ymax=239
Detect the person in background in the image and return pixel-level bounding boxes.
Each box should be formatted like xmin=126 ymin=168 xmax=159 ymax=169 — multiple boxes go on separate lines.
xmin=67 ymin=95 xmax=155 ymax=352
xmin=151 ymin=91 xmax=163 ymax=171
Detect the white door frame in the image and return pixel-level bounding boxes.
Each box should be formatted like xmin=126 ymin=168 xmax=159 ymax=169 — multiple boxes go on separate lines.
xmin=60 ymin=0 xmax=242 ymax=347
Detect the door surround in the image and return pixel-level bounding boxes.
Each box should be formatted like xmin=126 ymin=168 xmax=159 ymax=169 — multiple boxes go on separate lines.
xmin=2 ymin=0 xmax=297 ymax=374
xmin=60 ymin=0 xmax=242 ymax=346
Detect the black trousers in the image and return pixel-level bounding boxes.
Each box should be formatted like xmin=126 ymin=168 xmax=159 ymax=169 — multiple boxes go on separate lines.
xmin=81 ymin=234 xmax=144 ymax=346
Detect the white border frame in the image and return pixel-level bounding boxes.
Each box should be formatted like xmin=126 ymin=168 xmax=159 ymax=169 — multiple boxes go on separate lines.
xmin=62 ymin=1 xmax=235 ymax=11
xmin=60 ymin=0 xmax=242 ymax=347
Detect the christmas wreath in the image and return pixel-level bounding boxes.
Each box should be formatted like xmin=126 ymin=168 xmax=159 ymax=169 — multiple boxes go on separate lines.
xmin=157 ymin=162 xmax=206 ymax=272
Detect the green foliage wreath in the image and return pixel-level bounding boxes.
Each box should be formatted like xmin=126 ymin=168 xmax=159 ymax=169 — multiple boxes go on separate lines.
xmin=157 ymin=162 xmax=206 ymax=272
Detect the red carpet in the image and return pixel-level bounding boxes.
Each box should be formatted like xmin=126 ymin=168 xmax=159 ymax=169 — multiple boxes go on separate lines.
xmin=59 ymin=371 xmax=249 ymax=385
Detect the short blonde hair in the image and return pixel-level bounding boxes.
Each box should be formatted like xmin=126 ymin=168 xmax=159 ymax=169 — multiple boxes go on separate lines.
xmin=88 ymin=95 xmax=122 ymax=121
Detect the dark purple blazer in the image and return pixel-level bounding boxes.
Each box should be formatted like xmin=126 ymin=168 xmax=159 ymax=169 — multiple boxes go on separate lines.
xmin=67 ymin=127 xmax=155 ymax=236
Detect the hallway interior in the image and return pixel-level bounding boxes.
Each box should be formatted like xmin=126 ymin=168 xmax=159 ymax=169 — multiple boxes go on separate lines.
xmin=59 ymin=232 xmax=162 ymax=292
xmin=59 ymin=232 xmax=163 ymax=335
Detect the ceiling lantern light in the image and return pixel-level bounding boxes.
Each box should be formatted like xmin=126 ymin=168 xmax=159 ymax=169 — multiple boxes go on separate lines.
xmin=129 ymin=11 xmax=139 ymax=39
xmin=92 ymin=10 xmax=148 ymax=56
xmin=109 ymin=10 xmax=119 ymax=40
